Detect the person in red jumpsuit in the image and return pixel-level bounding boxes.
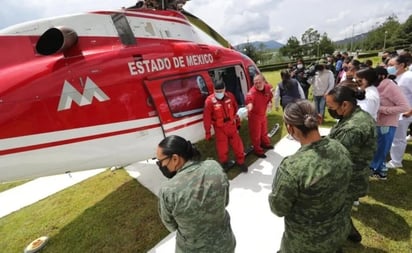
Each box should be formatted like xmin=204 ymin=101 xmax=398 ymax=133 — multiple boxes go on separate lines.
xmin=245 ymin=74 xmax=274 ymax=158
xmin=203 ymin=80 xmax=248 ymax=172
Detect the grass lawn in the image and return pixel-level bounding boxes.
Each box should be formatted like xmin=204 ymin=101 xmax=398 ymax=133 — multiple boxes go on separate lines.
xmin=0 ymin=65 xmax=411 ymax=252
xmin=0 ymin=179 xmax=29 ymax=192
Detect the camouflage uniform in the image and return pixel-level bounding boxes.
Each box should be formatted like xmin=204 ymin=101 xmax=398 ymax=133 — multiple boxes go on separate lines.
xmin=269 ymin=137 xmax=352 ymax=253
xmin=158 ymin=160 xmax=236 ymax=253
xmin=329 ymin=107 xmax=377 ymax=201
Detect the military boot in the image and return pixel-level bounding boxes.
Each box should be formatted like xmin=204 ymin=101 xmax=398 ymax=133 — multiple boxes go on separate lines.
xmin=347 ymin=219 xmax=362 ymax=243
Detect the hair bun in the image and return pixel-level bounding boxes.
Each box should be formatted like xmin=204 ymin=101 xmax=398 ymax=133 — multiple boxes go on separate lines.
xmin=186 ymin=140 xmax=193 ymax=155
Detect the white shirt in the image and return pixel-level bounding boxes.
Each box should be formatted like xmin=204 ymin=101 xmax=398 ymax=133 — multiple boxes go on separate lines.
xmin=396 ymin=70 xmax=412 ymax=107
xmin=357 ymin=86 xmax=380 ymax=121
xmin=311 ymin=70 xmax=335 ymax=96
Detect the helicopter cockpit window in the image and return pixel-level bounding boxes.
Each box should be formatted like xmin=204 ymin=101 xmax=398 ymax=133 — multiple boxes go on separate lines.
xmin=111 ymin=13 xmax=136 ymax=45
xmin=162 ymin=75 xmax=209 ymax=118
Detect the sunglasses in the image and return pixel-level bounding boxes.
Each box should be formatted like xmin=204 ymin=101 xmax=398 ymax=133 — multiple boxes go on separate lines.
xmin=155 ymin=156 xmax=170 ymax=167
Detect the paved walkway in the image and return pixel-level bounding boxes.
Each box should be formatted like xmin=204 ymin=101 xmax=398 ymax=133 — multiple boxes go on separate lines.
xmin=0 ymin=169 xmax=105 ymax=218
xmin=126 ymin=129 xmax=330 ymax=253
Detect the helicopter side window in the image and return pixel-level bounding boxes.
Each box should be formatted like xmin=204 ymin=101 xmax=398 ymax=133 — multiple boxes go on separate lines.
xmin=162 ymin=75 xmax=209 ymax=117
xmin=111 ymin=13 xmax=136 ymax=45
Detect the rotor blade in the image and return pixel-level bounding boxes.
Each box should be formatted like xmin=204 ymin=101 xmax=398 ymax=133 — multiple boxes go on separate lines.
xmin=181 ymin=9 xmax=232 ymax=48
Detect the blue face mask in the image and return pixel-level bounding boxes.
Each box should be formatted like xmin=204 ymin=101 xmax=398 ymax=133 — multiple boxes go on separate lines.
xmin=215 ymin=92 xmax=224 ymax=100
xmin=387 ymin=66 xmax=397 ymax=76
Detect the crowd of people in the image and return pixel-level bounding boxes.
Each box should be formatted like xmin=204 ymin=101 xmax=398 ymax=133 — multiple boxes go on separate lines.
xmin=152 ymin=49 xmax=412 ymax=252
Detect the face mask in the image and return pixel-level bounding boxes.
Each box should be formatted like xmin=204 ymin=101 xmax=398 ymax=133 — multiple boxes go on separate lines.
xmin=215 ymin=92 xmax=224 ymax=100
xmin=387 ymin=66 xmax=397 ymax=76
xmin=297 ymin=64 xmax=303 ymax=69
xmin=157 ymin=157 xmax=176 ymax=178
xmin=158 ymin=165 xmax=176 ymax=178
xmin=328 ymin=108 xmax=343 ymax=120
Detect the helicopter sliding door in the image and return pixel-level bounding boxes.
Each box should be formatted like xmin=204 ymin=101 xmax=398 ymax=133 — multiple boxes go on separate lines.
xmin=144 ymin=73 xmax=210 ymax=142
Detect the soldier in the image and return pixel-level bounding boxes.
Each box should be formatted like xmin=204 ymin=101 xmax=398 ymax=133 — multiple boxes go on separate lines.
xmin=269 ymin=99 xmax=352 ymax=253
xmin=245 ymin=74 xmax=274 ymax=158
xmin=326 ymin=83 xmax=377 ymax=243
xmin=156 ymin=135 xmax=236 ymax=253
xmin=203 ymin=80 xmax=247 ymax=172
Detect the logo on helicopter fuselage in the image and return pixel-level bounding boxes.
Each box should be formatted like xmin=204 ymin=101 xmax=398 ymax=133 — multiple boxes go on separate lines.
xmin=57 ymin=77 xmax=110 ymax=111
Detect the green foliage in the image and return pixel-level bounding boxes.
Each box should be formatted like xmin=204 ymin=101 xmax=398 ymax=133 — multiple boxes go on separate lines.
xmin=358 ymin=14 xmax=412 ymax=51
xmin=402 ymin=16 xmax=412 ymax=44
xmin=279 ymin=36 xmax=303 ymax=59
xmin=280 ymin=28 xmax=335 ymax=59
xmin=319 ymin=33 xmax=335 ymax=56
xmin=363 ymin=16 xmax=402 ymax=51
xmin=244 ymin=14 xmax=412 ymax=66
xmin=0 ymin=170 xmax=169 ymax=253
xmin=237 ymin=42 xmax=272 ymax=64
xmin=301 ymin=28 xmax=320 ymax=45
xmin=278 ymin=14 xmax=412 ymax=61
xmin=301 ymin=28 xmax=321 ymax=56
xmin=238 ymin=42 xmax=259 ymax=63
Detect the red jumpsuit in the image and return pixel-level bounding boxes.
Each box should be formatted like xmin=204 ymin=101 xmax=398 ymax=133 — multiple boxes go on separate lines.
xmin=203 ymin=92 xmax=245 ymax=165
xmin=245 ymin=84 xmax=273 ymax=155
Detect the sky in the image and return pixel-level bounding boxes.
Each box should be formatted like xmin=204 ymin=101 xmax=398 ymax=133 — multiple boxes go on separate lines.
xmin=1 ymin=0 xmax=411 ymax=46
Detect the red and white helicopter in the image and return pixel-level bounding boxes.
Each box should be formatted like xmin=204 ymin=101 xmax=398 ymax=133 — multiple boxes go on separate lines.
xmin=0 ymin=0 xmax=260 ymax=182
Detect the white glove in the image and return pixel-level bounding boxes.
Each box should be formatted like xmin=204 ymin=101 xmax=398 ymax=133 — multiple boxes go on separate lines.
xmin=237 ymin=107 xmax=248 ymax=120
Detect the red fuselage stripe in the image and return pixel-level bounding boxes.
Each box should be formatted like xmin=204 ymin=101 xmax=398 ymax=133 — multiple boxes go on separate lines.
xmin=0 ymin=123 xmax=161 ymax=156
xmin=164 ymin=117 xmax=204 ymax=134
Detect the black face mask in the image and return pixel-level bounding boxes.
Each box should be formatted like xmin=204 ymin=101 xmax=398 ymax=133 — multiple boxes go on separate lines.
xmin=156 ymin=157 xmax=176 ymax=178
xmin=158 ymin=165 xmax=176 ymax=178
xmin=328 ymin=108 xmax=343 ymax=120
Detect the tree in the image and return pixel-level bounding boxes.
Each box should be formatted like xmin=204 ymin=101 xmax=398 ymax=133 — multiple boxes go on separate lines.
xmin=301 ymin=28 xmax=320 ymax=56
xmin=395 ymin=14 xmax=412 ymax=45
xmin=363 ymin=15 xmax=401 ymax=50
xmin=318 ymin=33 xmax=335 ymax=56
xmin=239 ymin=43 xmax=260 ymax=63
xmin=257 ymin=42 xmax=267 ymax=52
xmin=279 ymin=36 xmax=303 ymax=59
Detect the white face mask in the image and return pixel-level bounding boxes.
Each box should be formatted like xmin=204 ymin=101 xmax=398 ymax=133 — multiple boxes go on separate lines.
xmin=215 ymin=92 xmax=224 ymax=100
xmin=297 ymin=64 xmax=303 ymax=69
xmin=387 ymin=66 xmax=397 ymax=76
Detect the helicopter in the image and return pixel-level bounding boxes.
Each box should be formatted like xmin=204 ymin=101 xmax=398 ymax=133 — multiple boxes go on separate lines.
xmin=0 ymin=0 xmax=261 ymax=182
